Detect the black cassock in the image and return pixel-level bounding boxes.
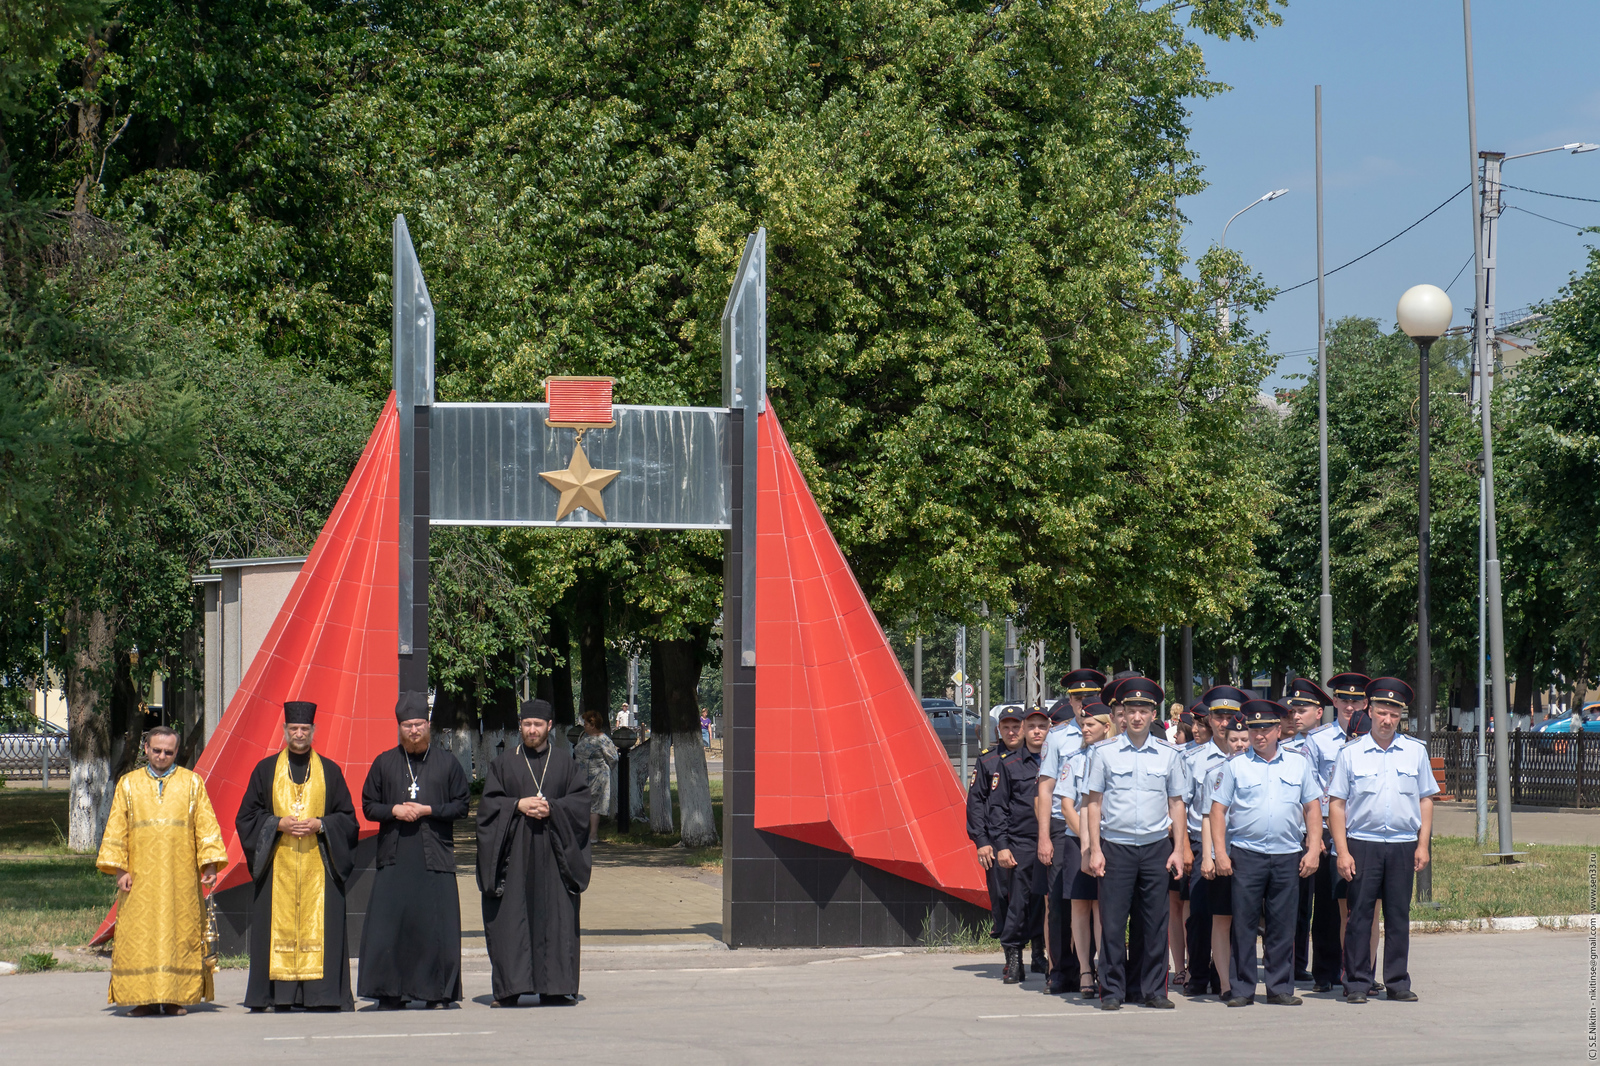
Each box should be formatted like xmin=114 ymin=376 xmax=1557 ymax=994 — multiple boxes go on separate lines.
xmin=236 ymin=749 xmax=359 ymax=1010
xmin=357 ymin=744 xmax=470 ymax=1003
xmin=477 ymin=742 xmax=592 ymax=1000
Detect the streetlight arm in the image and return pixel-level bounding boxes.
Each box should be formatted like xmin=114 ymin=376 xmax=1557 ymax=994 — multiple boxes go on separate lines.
xmin=1220 ymin=199 xmax=1263 ymax=249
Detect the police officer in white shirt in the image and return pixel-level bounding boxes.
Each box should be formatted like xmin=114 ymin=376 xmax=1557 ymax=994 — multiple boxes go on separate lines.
xmin=1328 ymin=677 xmax=1438 ymax=1004
xmin=1182 ymin=686 xmax=1247 ymax=997
xmin=1081 ymin=677 xmax=1191 ymax=1011
xmin=1207 ymin=700 xmax=1322 ymax=1007
xmin=1037 ymin=673 xmax=1103 ymax=995
xmin=1281 ymin=678 xmax=1335 ymax=987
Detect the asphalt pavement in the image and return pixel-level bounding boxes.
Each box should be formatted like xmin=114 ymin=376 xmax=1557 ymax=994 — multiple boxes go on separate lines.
xmin=0 ymin=930 xmax=1585 ymax=1065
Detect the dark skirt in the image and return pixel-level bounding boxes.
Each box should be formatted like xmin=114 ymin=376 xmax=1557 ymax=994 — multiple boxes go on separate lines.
xmin=1063 ymin=835 xmax=1098 ymax=900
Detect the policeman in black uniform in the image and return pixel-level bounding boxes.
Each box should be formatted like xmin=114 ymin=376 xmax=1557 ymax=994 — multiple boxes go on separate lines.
xmin=969 ymin=707 xmax=1026 ymax=939
xmin=989 ymin=706 xmax=1051 ymax=984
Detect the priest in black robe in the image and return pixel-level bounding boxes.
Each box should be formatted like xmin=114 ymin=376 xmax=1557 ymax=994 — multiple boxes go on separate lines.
xmin=357 ymin=691 xmax=471 ymax=1009
xmin=477 ymin=698 xmax=592 ymax=1006
xmin=236 ymin=700 xmax=359 ymax=1012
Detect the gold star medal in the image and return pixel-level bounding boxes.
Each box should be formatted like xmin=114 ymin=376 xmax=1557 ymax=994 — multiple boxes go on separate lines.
xmin=540 ymin=443 xmax=620 ymax=520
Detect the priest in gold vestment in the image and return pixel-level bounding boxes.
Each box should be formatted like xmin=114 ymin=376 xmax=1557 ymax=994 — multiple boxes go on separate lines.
xmin=95 ymin=726 xmax=227 ymax=1016
xmin=236 ymin=700 xmax=359 ymax=1011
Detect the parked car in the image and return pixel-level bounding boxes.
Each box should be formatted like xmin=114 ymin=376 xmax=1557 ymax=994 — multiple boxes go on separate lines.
xmin=924 ymin=706 xmax=981 ymax=758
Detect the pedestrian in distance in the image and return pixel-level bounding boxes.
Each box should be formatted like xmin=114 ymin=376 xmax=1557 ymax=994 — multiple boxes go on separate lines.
xmin=1329 ymin=678 xmax=1437 ymax=1004
xmin=1081 ymin=676 xmax=1191 ymax=1011
xmin=95 ymin=726 xmax=227 ymax=1017
xmin=1206 ymin=700 xmax=1322 ymax=1007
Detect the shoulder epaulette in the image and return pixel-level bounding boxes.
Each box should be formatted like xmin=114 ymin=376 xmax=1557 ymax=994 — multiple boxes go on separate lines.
xmin=1309 ymin=722 xmax=1339 ymax=735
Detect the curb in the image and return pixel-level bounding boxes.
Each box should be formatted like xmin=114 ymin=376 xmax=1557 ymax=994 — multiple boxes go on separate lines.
xmin=1412 ymin=913 xmax=1595 ymax=933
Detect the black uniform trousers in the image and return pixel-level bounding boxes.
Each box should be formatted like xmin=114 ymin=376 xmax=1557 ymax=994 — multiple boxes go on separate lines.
xmin=1229 ymin=847 xmax=1299 ymax=999
xmin=985 ymin=861 xmax=1008 ymax=939
xmin=1043 ymin=820 xmax=1081 ymax=984
xmin=1309 ymin=837 xmax=1342 ymax=984
xmin=1099 ymin=840 xmax=1170 ymax=1003
xmin=1000 ymin=844 xmax=1046 ymax=950
xmin=1294 ymin=867 xmax=1313 ymax=975
xmin=1342 ymin=837 xmax=1416 ymax=996
xmin=1185 ymin=834 xmax=1219 ymax=992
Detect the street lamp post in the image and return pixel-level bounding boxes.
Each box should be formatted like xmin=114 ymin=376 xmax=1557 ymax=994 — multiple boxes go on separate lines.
xmin=1399 ymin=283 xmax=1451 ymax=907
xmin=1217 ymin=189 xmax=1290 ymax=335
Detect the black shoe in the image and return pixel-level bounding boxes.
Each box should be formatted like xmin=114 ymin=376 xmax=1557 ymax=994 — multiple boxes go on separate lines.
xmin=1294 ymin=970 xmax=1313 ymax=981
xmin=1100 ymin=996 xmax=1122 ymax=1011
xmin=1003 ymin=947 xmax=1023 ymax=985
xmin=424 ymin=1000 xmax=450 ymax=1009
xmin=1386 ymin=989 xmax=1418 ymax=1002
xmin=540 ymin=994 xmax=577 ymax=1006
xmin=272 ymin=1005 xmax=293 ymax=1013
xmin=1346 ymin=992 xmax=1368 ymax=1004
xmin=1225 ymin=996 xmax=1254 ymax=1007
xmin=1143 ymin=996 xmax=1176 ymax=1009
xmin=1311 ymin=982 xmax=1331 ymax=993
xmin=1081 ymin=976 xmax=1098 ymax=1000
xmin=1265 ymin=994 xmax=1303 ymax=1006
xmin=1045 ymin=975 xmax=1069 ymax=995
xmin=1372 ymin=981 xmax=1385 ymax=993
xmin=248 ymin=1007 xmax=270 ymax=1014
xmin=490 ymin=996 xmax=522 ymax=1008
xmin=1030 ymin=950 xmax=1047 ymax=974
xmin=376 ymin=997 xmax=405 ymax=1010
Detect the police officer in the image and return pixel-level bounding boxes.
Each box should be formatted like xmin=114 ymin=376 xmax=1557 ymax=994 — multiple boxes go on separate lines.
xmin=1081 ymin=676 xmax=1190 ymax=1011
xmin=990 ymin=706 xmax=1051 ymax=984
xmin=1037 ymin=692 xmax=1092 ymax=993
xmin=1207 ymin=700 xmax=1322 ymax=1007
xmin=1055 ymin=700 xmax=1109 ymax=997
xmin=969 ymin=708 xmax=1026 ymax=939
xmin=1181 ymin=686 xmax=1247 ymax=997
xmin=1280 ymin=678 xmax=1333 ymax=984
xmin=1060 ymin=668 xmax=1107 ymax=727
xmin=1329 ymin=677 xmax=1437 ymax=1004
xmin=1302 ymin=670 xmax=1368 ymax=992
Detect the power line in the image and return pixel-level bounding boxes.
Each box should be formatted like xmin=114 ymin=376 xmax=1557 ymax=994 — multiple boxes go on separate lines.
xmin=1499 ymin=182 xmax=1600 ymax=205
xmin=1273 ymin=184 xmax=1470 ymax=297
xmin=1504 ymin=204 xmax=1594 ymax=232
xmin=1445 ymin=250 xmax=1476 ymax=293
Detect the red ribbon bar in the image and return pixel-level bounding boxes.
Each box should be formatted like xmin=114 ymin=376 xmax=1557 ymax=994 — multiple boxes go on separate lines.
xmin=545 ymin=377 xmax=615 ymax=426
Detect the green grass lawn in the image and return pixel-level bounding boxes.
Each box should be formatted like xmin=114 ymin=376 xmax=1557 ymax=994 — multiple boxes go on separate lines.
xmin=0 ymin=787 xmax=75 ymax=854
xmin=595 ymin=776 xmax=723 ymax=867
xmin=1421 ymin=835 xmax=1595 ymax=924
xmin=0 ymin=789 xmax=116 ymax=957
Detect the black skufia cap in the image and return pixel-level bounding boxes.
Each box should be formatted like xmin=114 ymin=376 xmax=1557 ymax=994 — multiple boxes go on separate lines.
xmin=1348 ymin=709 xmax=1374 ymax=737
xmin=396 ymin=690 xmax=430 ymax=723
xmin=520 ymin=698 xmax=555 ymax=722
xmin=283 ymin=701 xmax=317 ymax=725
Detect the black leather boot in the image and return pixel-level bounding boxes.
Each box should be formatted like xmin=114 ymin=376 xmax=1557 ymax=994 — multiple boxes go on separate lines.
xmin=1030 ymin=937 xmax=1047 ymax=975
xmin=1003 ymin=946 xmax=1023 ymax=984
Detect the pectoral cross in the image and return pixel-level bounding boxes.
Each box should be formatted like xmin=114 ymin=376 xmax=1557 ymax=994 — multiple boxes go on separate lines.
xmin=408 ymin=781 xmax=420 ymax=800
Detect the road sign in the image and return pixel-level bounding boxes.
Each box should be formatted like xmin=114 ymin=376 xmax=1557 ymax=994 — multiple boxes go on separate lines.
xmin=963 ymin=683 xmax=974 ymax=700
xmin=951 ymin=670 xmax=965 ymax=685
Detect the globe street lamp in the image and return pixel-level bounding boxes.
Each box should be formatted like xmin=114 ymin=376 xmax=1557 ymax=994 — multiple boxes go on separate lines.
xmin=1398 ymin=283 xmax=1451 ymax=905
xmin=1397 ymin=284 xmax=1451 ymax=740
xmin=1216 ymin=189 xmax=1289 ymax=335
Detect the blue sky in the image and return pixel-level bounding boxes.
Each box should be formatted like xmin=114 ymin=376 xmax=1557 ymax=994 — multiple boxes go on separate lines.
xmin=1182 ymin=1 xmax=1600 ymax=391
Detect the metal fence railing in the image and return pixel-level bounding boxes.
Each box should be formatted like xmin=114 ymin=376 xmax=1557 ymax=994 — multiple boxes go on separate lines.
xmin=0 ymin=733 xmax=69 ymax=781
xmin=1428 ymin=731 xmax=1600 ymax=809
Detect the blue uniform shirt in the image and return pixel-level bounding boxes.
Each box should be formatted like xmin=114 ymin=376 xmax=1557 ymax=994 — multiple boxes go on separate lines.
xmin=1279 ymin=732 xmax=1309 ymax=757
xmin=1306 ymin=721 xmax=1351 ymax=817
xmin=1183 ymin=740 xmax=1232 ymax=838
xmin=1051 ymin=746 xmax=1092 ymax=838
xmin=1328 ymin=733 xmax=1439 ymax=843
xmin=1210 ymin=747 xmax=1321 ymax=855
xmin=1037 ymin=724 xmax=1081 ymax=820
xmin=1083 ymin=732 xmax=1191 ymax=847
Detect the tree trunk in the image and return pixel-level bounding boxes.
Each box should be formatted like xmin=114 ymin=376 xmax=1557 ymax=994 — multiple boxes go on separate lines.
xmin=648 ymin=648 xmax=674 ymax=834
xmin=544 ymin=610 xmax=575 ymax=726
xmin=1512 ymin=644 xmax=1537 ymax=722
xmin=575 ymin=575 xmax=608 ymax=727
xmin=660 ymin=635 xmax=718 ymax=847
xmin=65 ymin=606 xmax=115 ymax=852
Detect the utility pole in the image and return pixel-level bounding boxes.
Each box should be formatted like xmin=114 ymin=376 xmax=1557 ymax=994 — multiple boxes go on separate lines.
xmin=1316 ymin=85 xmax=1334 ymax=687
xmin=1180 ymin=626 xmax=1194 ymax=709
xmin=1463 ymin=0 xmax=1515 ymax=861
xmin=1004 ymin=618 xmax=1019 ymax=703
xmin=914 ymin=634 xmax=923 ymax=703
xmin=1070 ymin=625 xmax=1081 ymax=671
xmin=980 ymin=605 xmax=993 ymax=749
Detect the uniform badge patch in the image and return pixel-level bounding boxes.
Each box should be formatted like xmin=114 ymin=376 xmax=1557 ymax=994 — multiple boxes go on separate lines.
xmin=1214 ymin=770 xmax=1225 ymax=789
xmin=991 ymin=773 xmax=1001 ymax=790
xmin=968 ymin=769 xmax=976 ymax=787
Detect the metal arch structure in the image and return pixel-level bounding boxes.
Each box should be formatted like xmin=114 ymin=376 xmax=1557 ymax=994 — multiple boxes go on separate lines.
xmin=392 ymin=219 xmax=987 ymax=947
